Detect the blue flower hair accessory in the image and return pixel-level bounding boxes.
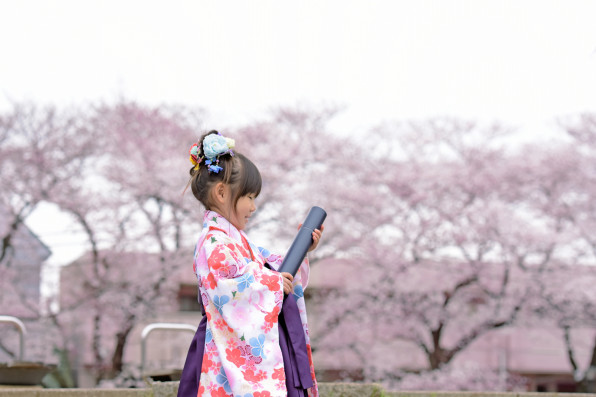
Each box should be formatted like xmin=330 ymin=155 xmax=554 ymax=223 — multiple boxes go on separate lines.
xmin=189 ymin=132 xmax=235 ymax=174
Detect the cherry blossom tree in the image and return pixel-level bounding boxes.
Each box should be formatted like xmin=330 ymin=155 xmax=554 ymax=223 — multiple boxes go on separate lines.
xmin=0 ymin=102 xmax=95 ymax=271
xmin=535 ymin=264 xmax=596 ymax=393
xmin=0 ymin=99 xmax=208 ymax=381
xmin=232 ymin=105 xmax=371 ymax=262
xmin=205 ymin=112 xmax=596 ymax=391
xmin=51 ymin=100 xmax=204 ymax=382
xmin=4 ymin=100 xmax=596 ymax=391
xmin=310 ymin=118 xmax=583 ymax=388
xmin=0 ymin=102 xmax=96 ymax=362
xmin=528 ymin=114 xmax=596 ymax=393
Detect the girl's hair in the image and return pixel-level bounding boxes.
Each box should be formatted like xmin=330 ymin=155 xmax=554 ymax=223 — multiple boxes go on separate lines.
xmin=188 ymin=130 xmax=262 ymax=210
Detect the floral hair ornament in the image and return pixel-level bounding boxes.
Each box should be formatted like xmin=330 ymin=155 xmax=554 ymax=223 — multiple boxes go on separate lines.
xmin=189 ymin=142 xmax=202 ymax=171
xmin=189 ymin=132 xmax=235 ymax=173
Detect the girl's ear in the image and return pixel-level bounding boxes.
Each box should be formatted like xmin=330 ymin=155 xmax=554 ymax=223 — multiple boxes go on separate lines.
xmin=213 ymin=182 xmax=227 ymax=204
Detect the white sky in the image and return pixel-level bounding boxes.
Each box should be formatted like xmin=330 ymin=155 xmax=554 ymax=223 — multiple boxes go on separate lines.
xmin=2 ymin=0 xmax=596 ymax=267
xmin=2 ymin=0 xmax=596 ymax=138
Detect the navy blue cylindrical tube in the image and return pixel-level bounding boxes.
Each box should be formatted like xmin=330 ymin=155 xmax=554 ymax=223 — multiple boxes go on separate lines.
xmin=278 ymin=206 xmax=327 ymax=277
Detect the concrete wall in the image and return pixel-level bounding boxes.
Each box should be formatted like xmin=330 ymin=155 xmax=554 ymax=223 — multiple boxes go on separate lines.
xmin=2 ymin=382 xmax=596 ymax=397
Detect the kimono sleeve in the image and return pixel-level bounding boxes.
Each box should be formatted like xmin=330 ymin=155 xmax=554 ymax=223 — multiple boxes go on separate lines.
xmin=195 ymin=232 xmax=285 ymax=335
xmin=257 ymin=246 xmax=310 ymax=290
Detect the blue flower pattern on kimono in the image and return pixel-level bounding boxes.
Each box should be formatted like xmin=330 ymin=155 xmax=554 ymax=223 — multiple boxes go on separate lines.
xmin=236 ymin=273 xmax=255 ymax=292
xmin=235 ymin=394 xmax=253 ymax=397
xmin=293 ymin=284 xmax=304 ymax=299
xmin=249 ymin=334 xmax=267 ymax=359
xmin=258 ymin=246 xmax=270 ymax=258
xmin=213 ymin=295 xmax=230 ymax=316
xmin=216 ymin=366 xmax=232 ymax=393
xmin=205 ymin=327 xmax=213 ymax=343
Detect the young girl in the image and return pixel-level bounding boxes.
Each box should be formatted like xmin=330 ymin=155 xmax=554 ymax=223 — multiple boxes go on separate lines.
xmin=178 ymin=131 xmax=322 ymax=397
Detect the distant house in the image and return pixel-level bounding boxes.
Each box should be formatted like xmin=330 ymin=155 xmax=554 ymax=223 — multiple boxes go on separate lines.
xmin=0 ymin=206 xmax=52 ymax=363
xmin=124 ymin=266 xmax=202 ymax=383
xmin=306 ymin=258 xmax=596 ymax=392
xmin=58 ymin=249 xmax=200 ymax=387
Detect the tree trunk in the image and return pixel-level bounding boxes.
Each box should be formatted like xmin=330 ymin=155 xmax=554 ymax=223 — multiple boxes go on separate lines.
xmin=576 ymin=334 xmax=596 ymax=393
xmin=429 ymin=326 xmax=447 ymax=370
xmin=111 ymin=323 xmax=134 ymax=376
xmin=92 ymin=312 xmax=106 ymax=384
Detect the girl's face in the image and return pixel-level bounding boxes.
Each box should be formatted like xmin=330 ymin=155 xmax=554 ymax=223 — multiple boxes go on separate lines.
xmin=229 ymin=193 xmax=257 ymax=230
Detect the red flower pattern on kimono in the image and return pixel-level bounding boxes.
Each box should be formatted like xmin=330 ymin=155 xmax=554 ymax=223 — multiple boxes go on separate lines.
xmin=260 ymin=273 xmax=282 ymax=292
xmin=263 ymin=306 xmax=280 ymax=332
xmin=226 ymin=347 xmax=246 ymax=368
xmin=211 ymin=387 xmax=229 ymax=397
xmin=204 ymin=272 xmax=217 ymax=289
xmin=272 ymin=367 xmax=285 ymax=380
xmin=207 ymin=246 xmax=227 ymax=271
xmin=243 ymin=368 xmax=267 ymax=383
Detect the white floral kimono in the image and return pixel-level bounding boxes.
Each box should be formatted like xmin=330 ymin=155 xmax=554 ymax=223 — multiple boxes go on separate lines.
xmin=191 ymin=211 xmax=317 ymax=396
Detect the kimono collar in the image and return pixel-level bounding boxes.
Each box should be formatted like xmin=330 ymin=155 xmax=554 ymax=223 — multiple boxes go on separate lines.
xmin=202 ymin=210 xmax=246 ymax=242
xmin=202 ymin=210 xmax=257 ymax=262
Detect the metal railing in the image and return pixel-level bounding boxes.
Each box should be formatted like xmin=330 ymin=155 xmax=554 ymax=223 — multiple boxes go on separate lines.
xmin=140 ymin=322 xmax=196 ymax=377
xmin=0 ymin=315 xmax=27 ymax=361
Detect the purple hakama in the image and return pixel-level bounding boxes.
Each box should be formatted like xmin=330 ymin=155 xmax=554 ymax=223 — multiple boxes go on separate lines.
xmin=177 ymin=294 xmax=312 ymax=397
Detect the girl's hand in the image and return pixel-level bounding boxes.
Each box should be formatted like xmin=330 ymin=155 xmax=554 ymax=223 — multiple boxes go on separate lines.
xmin=298 ymin=224 xmax=325 ymax=252
xmin=281 ymin=272 xmax=294 ymax=294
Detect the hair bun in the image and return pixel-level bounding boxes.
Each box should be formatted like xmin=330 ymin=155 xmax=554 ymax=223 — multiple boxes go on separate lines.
xmin=189 ymin=131 xmax=235 ymax=174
